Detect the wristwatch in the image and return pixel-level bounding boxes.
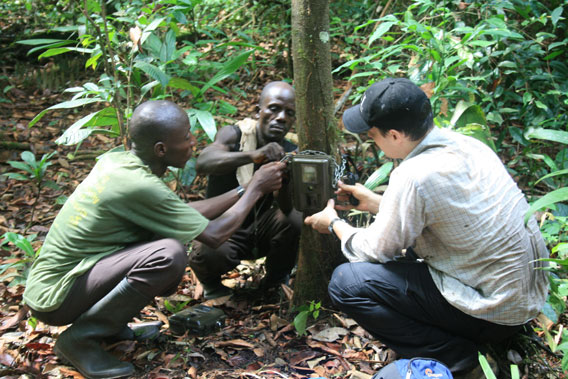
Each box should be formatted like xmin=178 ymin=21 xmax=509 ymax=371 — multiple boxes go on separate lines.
xmin=236 ymin=185 xmax=245 ymax=198
xmin=328 ymin=217 xmax=346 ymax=238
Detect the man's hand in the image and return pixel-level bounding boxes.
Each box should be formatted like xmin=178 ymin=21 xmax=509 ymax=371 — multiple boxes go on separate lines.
xmin=251 ymin=142 xmax=285 ymax=164
xmin=304 ymin=199 xmax=339 ymax=234
xmin=335 ymin=181 xmax=382 ymax=214
xmin=247 ymin=161 xmax=286 ymax=195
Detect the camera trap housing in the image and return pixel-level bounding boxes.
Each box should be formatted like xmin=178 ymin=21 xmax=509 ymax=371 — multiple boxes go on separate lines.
xmin=289 ymin=153 xmax=335 ymax=213
xmin=169 ymin=304 xmax=226 ymax=336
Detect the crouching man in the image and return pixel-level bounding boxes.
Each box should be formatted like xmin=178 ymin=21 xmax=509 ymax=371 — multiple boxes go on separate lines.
xmin=23 ymin=100 xmax=287 ymax=379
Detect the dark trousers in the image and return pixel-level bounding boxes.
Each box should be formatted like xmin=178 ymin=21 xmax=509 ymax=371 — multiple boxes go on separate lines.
xmin=328 ymin=261 xmax=521 ymax=373
xmin=32 ymin=238 xmax=187 ymax=326
xmin=188 ymin=206 xmax=300 ymax=285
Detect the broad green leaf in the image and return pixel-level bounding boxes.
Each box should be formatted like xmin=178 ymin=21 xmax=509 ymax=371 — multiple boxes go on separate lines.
xmin=364 ymin=162 xmax=393 ymax=190
xmin=57 ymin=129 xmax=93 ymax=146
xmin=525 ymin=188 xmax=568 ymax=224
xmin=141 ymin=17 xmax=166 ymax=45
xmin=134 ymin=62 xmax=170 ymax=88
xmin=168 ymin=78 xmax=200 ymax=94
xmin=551 ymin=7 xmax=563 ymax=27
xmin=188 ymin=109 xmax=217 ymax=141
xmin=37 ymin=47 xmax=73 ymax=59
xmin=510 ymin=365 xmax=520 ymax=379
xmin=457 ymin=123 xmax=497 ymax=152
xmin=172 ymin=45 xmax=194 ymax=61
xmin=38 ymin=47 xmax=92 ymax=59
xmin=16 ymin=39 xmax=68 ymax=45
xmin=27 ymin=41 xmax=74 ymax=55
xmin=3 ymin=172 xmax=29 ymax=181
xmin=161 ymin=29 xmax=177 ymax=63
xmin=478 ymin=353 xmax=497 ymax=379
xmin=218 ymin=100 xmax=238 ymax=115
xmin=535 ymin=169 xmax=568 ymax=185
xmin=141 ymin=80 xmax=160 ymax=98
xmin=56 ymin=108 xmax=117 ymax=146
xmin=544 ymin=50 xmax=564 ymax=60
xmin=369 ymin=21 xmax=396 ymax=45
xmin=535 ymin=101 xmax=548 ymax=110
xmin=28 ymin=98 xmax=101 ymax=128
xmin=217 ymin=42 xmax=266 ymax=51
xmin=199 ymin=50 xmax=253 ymax=96
xmin=178 ymin=157 xmax=197 ymax=187
xmin=7 ymin=160 xmax=32 ymax=173
xmin=450 ymin=101 xmax=487 ymax=128
xmin=468 ymin=40 xmax=495 ymax=47
xmin=525 ymin=128 xmax=568 ymax=145
xmin=526 ymin=153 xmax=558 ymax=172
xmin=293 ymin=311 xmax=309 ymax=336
xmin=86 ymin=53 xmax=102 ymax=69
xmin=351 ymin=71 xmax=379 ymax=79
xmin=20 ymin=151 xmax=36 ymax=167
xmin=486 ymin=17 xmax=507 ymax=28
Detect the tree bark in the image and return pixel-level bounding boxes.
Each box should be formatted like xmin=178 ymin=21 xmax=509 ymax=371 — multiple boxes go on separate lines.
xmin=291 ymin=0 xmax=345 ymax=308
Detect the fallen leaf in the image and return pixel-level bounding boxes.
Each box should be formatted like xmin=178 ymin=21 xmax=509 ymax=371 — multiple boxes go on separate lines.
xmin=253 ymin=347 xmax=265 ymax=357
xmin=215 ymin=339 xmax=255 ymax=349
xmin=347 ymin=369 xmax=373 ymax=379
xmin=306 ymin=339 xmax=342 ymax=357
xmin=311 ymin=327 xmax=349 ymax=342
xmin=58 ymin=366 xmax=85 ymax=379
xmin=307 ymin=355 xmax=326 ymax=369
xmin=0 ymin=352 xmax=16 ymax=366
xmin=289 ymin=350 xmax=317 ymax=365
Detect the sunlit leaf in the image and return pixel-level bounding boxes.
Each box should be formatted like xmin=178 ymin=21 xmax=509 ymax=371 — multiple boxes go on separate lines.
xmin=28 ymin=98 xmax=101 ymax=128
xmin=478 ymin=353 xmax=497 ymax=379
xmin=525 ymin=128 xmax=568 ymax=145
xmin=134 ymin=62 xmax=170 ymax=87
xmin=551 ymin=7 xmax=563 ymax=27
xmin=535 ymin=169 xmax=568 ymax=185
xmin=369 ymin=21 xmax=396 ymax=45
xmin=364 ymin=162 xmax=393 ymax=190
xmin=199 ymin=50 xmax=253 ymax=96
xmin=27 ymin=41 xmax=74 ymax=55
xmin=38 ymin=47 xmax=92 ymax=59
xmin=56 ymin=108 xmax=117 ymax=146
xmin=16 ymin=38 xmax=68 ymax=45
xmin=525 ymin=188 xmax=568 ymax=224
xmin=188 ymin=109 xmax=217 ymax=141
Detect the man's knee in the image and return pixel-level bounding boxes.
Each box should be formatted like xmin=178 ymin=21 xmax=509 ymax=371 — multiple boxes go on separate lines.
xmin=160 ymin=238 xmax=188 ymax=278
xmin=328 ymin=263 xmax=359 ymax=305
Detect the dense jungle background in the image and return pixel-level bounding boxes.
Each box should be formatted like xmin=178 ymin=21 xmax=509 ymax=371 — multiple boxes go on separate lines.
xmin=0 ymin=0 xmax=567 ymax=378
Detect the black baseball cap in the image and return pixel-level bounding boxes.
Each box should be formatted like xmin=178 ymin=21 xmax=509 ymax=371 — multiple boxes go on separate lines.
xmin=342 ymin=78 xmax=431 ymax=134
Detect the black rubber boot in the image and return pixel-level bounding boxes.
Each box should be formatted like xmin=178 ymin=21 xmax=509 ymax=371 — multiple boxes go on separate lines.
xmin=54 ymin=278 xmax=152 ymax=379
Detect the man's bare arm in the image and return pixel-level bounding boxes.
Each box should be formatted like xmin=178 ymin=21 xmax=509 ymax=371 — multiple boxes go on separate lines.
xmin=194 ymin=162 xmax=286 ymax=248
xmin=197 ymin=125 xmax=286 ymax=176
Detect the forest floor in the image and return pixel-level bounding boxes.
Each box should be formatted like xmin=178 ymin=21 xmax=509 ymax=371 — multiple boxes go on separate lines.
xmin=0 ymin=53 xmax=565 ymax=379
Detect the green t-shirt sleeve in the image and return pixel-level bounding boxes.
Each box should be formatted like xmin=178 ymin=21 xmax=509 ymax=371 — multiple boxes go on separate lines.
xmin=108 ymin=175 xmax=209 ymax=244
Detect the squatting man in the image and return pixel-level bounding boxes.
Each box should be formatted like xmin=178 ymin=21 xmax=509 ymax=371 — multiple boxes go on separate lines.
xmin=189 ymin=81 xmax=301 ymax=299
xmin=304 ymin=77 xmax=549 ymax=377
xmin=23 ymin=100 xmax=287 ymax=379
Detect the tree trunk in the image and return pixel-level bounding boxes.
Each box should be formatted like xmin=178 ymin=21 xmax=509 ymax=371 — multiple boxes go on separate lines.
xmin=291 ymin=0 xmax=345 ymax=308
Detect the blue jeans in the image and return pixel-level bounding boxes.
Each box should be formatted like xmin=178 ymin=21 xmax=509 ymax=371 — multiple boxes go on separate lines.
xmin=328 ymin=260 xmax=521 ymax=373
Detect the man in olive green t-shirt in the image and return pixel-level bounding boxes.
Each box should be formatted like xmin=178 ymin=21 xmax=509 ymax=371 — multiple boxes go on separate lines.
xmin=23 ymin=100 xmax=286 ymax=379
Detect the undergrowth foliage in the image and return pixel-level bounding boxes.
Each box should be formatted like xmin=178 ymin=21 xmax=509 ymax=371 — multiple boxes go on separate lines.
xmin=1 ymin=0 xmax=568 ymax=375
